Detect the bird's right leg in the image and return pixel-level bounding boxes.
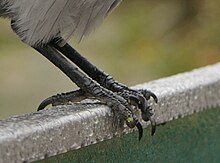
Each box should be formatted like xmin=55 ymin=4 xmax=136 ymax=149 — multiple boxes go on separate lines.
xmin=38 ymin=37 xmax=157 ymax=135
xmin=50 ymin=38 xmax=157 ymax=104
xmin=50 ymin=38 xmax=157 ymax=135
xmin=33 ymin=44 xmax=143 ymax=140
xmin=10 ymin=20 xmax=144 ymax=139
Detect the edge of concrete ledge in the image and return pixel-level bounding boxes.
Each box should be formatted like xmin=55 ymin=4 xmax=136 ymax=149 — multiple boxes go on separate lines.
xmin=1 ymin=63 xmax=220 ymax=162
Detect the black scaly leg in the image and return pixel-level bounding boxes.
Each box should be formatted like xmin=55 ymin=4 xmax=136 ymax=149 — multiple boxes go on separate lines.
xmin=48 ymin=38 xmax=157 ymax=135
xmin=10 ymin=20 xmax=144 ymax=139
xmin=34 ymin=44 xmax=143 ymax=140
xmin=51 ymin=38 xmax=157 ymax=102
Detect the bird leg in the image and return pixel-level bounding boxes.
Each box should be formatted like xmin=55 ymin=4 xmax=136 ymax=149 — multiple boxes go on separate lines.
xmin=47 ymin=37 xmax=157 ymax=135
xmin=51 ymin=38 xmax=157 ymax=101
xmin=34 ymin=44 xmax=143 ymax=140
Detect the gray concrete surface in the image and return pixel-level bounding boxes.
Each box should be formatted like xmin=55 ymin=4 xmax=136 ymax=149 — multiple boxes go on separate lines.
xmin=0 ymin=63 xmax=220 ymax=163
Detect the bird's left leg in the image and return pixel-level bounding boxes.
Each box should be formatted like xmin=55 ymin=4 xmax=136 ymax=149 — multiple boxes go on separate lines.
xmin=42 ymin=37 xmax=157 ymax=135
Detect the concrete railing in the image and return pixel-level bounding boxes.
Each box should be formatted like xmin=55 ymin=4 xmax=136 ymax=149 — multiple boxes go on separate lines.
xmin=1 ymin=63 xmax=220 ymax=163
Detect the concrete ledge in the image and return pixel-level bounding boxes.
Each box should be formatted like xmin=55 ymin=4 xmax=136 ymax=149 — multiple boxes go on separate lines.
xmin=1 ymin=63 xmax=220 ymax=162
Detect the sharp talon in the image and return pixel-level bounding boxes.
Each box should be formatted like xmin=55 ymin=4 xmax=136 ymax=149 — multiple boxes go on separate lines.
xmin=149 ymin=117 xmax=156 ymax=136
xmin=147 ymin=91 xmax=158 ymax=103
xmin=150 ymin=93 xmax=158 ymax=103
xmin=129 ymin=95 xmax=146 ymax=112
xmin=141 ymin=89 xmax=158 ymax=103
xmin=127 ymin=116 xmax=143 ymax=140
xmin=135 ymin=121 xmax=143 ymax=141
xmin=37 ymin=97 xmax=53 ymax=111
xmin=37 ymin=89 xmax=87 ymax=112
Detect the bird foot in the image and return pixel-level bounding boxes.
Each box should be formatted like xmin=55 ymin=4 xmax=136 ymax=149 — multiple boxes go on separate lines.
xmin=38 ymin=86 xmax=157 ymax=139
xmin=115 ymin=88 xmax=158 ymax=135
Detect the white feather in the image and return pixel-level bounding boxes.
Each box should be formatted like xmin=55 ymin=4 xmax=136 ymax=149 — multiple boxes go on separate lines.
xmin=0 ymin=0 xmax=122 ymax=46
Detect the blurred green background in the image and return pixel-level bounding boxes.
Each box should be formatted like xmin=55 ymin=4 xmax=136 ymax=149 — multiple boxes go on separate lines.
xmin=1 ymin=0 xmax=220 ymax=119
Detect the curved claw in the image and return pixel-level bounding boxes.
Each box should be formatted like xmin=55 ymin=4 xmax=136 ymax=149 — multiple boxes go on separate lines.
xmin=37 ymin=97 xmax=53 ymax=111
xmin=141 ymin=89 xmax=158 ymax=103
xmin=126 ymin=117 xmax=143 ymax=141
xmin=135 ymin=120 xmax=143 ymax=141
xmin=150 ymin=92 xmax=158 ymax=103
xmin=37 ymin=89 xmax=87 ymax=111
xmin=149 ymin=117 xmax=156 ymax=136
xmin=129 ymin=95 xmax=147 ymax=112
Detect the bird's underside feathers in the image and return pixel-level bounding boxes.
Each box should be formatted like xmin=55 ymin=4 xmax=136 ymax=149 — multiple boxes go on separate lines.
xmin=1 ymin=0 xmax=122 ymax=46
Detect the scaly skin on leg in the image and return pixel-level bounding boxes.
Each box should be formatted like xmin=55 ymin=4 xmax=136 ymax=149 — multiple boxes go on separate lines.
xmin=51 ymin=38 xmax=157 ymax=105
xmin=10 ymin=20 xmax=145 ymax=140
xmin=34 ymin=45 xmax=143 ymax=140
xmin=38 ymin=38 xmax=158 ymax=136
xmin=56 ymin=38 xmax=157 ymax=134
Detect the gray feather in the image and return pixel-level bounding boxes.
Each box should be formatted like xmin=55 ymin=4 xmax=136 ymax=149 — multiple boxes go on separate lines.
xmin=0 ymin=0 xmax=122 ymax=46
